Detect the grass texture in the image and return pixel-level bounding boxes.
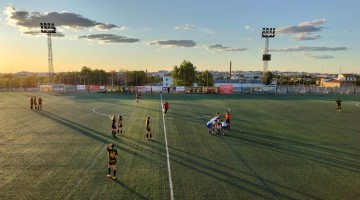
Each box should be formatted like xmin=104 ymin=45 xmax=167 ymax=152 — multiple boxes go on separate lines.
xmin=0 ymin=92 xmax=359 ymax=200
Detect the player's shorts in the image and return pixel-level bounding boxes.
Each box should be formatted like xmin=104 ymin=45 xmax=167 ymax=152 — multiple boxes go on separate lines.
xmin=207 ymin=122 xmax=214 ymax=129
xmin=146 ymin=127 xmax=151 ymax=132
xmin=108 ymin=163 xmax=116 ymax=170
xmin=226 ymin=119 xmax=230 ymax=124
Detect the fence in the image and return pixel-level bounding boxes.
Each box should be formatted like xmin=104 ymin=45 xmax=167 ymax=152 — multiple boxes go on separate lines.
xmin=276 ymin=86 xmax=359 ymax=94
xmin=2 ymin=84 xmax=359 ymax=95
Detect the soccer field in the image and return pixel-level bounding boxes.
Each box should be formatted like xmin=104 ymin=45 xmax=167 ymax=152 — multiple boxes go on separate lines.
xmin=0 ymin=92 xmax=359 ymax=200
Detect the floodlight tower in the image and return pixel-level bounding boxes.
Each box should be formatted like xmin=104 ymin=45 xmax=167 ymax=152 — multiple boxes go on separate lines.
xmin=261 ymin=27 xmax=275 ymax=73
xmin=40 ymin=23 xmax=56 ymax=83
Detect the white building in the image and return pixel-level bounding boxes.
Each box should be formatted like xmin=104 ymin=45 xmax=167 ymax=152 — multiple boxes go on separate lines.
xmin=337 ymin=73 xmax=356 ymax=82
xmin=163 ymin=74 xmax=172 ymax=87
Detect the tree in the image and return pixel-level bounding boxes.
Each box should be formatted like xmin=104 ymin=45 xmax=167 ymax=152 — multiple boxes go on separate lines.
xmin=92 ymin=69 xmax=107 ymax=85
xmin=171 ymin=60 xmax=197 ymax=86
xmin=198 ymin=70 xmax=214 ymax=87
xmin=130 ymin=71 xmax=146 ymax=86
xmin=262 ymin=71 xmax=274 ymax=85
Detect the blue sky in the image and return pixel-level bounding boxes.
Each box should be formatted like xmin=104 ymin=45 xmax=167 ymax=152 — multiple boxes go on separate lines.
xmin=0 ymin=0 xmax=359 ymax=74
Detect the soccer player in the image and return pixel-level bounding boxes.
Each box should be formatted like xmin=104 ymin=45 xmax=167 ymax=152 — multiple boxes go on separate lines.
xmin=136 ymin=92 xmax=141 ymax=103
xmin=30 ymin=96 xmax=34 ymax=110
xmin=33 ymin=96 xmax=37 ymax=110
xmin=207 ymin=116 xmax=218 ymax=135
xmin=117 ymin=115 xmax=123 ymax=134
xmin=38 ymin=97 xmax=43 ymax=110
xmin=145 ymin=116 xmax=152 ymax=140
xmin=106 ymin=143 xmax=118 ymax=180
xmin=216 ymin=121 xmax=223 ymax=135
xmin=109 ymin=115 xmax=117 ymax=137
xmin=225 ymin=110 xmax=231 ymax=130
xmin=221 ymin=120 xmax=227 ymax=133
xmin=336 ymin=97 xmax=342 ymax=112
xmin=163 ymin=100 xmax=169 ymax=114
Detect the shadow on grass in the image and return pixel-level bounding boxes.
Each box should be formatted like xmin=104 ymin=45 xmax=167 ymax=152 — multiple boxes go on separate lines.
xmin=114 ymin=179 xmax=148 ymax=200
xmin=37 ymin=110 xmax=153 ymax=199
xmin=37 ymin=110 xmax=148 ymax=159
xmin=36 ymin=110 xmax=322 ymax=199
xmin=226 ymin=130 xmax=360 ymax=174
xmin=119 ymin=135 xmax=321 ymax=200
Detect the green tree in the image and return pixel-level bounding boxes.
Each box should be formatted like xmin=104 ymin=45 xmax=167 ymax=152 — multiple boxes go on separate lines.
xmin=130 ymin=71 xmax=146 ymax=86
xmin=171 ymin=60 xmax=197 ymax=86
xmin=147 ymin=75 xmax=162 ymax=85
xmin=198 ymin=70 xmax=214 ymax=87
xmin=262 ymin=71 xmax=274 ymax=85
xmin=92 ymin=69 xmax=107 ymax=85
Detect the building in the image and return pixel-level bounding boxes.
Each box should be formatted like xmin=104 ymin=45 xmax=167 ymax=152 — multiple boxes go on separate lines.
xmin=321 ymin=79 xmax=343 ymax=87
xmin=163 ymin=73 xmax=172 ymax=87
xmin=320 ymin=73 xmax=356 ymax=87
xmin=337 ymin=74 xmax=356 ymax=85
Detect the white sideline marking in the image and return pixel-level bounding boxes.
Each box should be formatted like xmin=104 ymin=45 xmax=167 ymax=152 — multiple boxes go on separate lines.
xmin=161 ymin=94 xmax=174 ymax=200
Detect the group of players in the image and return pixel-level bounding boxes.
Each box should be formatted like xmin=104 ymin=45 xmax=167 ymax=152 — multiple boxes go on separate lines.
xmin=106 ymin=95 xmax=233 ymax=180
xmin=106 ymin=114 xmax=152 ymax=179
xmin=106 ymin=95 xmax=154 ymax=179
xmin=30 ymin=96 xmax=43 ymax=110
xmin=109 ymin=115 xmax=123 ymax=138
xmin=207 ymin=111 xmax=231 ymax=136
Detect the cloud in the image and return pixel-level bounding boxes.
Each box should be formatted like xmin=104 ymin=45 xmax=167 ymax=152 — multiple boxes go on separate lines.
xmin=308 ymin=55 xmax=335 ymax=59
xmin=277 ymin=19 xmax=326 ymax=41
xmin=293 ymin=33 xmax=321 ymax=41
xmin=24 ymin=31 xmax=65 ymax=37
xmin=204 ymin=44 xmax=247 ymax=53
xmin=78 ymin=34 xmax=139 ymax=43
xmin=95 ymin=23 xmax=128 ymax=31
xmin=244 ymin=25 xmax=254 ymax=31
xmin=271 ymin=46 xmax=348 ymax=52
xmin=299 ymin=18 xmax=327 ymax=26
xmin=4 ymin=6 xmax=123 ymax=35
xmin=148 ymin=40 xmax=196 ymax=48
xmin=199 ymin=28 xmax=215 ymax=35
xmin=175 ymin=24 xmax=195 ymax=30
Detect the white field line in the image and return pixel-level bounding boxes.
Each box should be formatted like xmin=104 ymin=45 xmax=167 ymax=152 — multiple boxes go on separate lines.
xmin=92 ymin=105 xmax=110 ymax=117
xmin=161 ymin=94 xmax=174 ymax=200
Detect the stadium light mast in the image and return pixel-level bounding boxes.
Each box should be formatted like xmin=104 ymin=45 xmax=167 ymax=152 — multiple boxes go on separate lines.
xmin=40 ymin=23 xmax=56 ymax=83
xmin=261 ymin=27 xmax=275 ymax=73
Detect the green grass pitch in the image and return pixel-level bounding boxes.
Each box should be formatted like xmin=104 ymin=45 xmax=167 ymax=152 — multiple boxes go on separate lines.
xmin=0 ymin=92 xmax=359 ymax=199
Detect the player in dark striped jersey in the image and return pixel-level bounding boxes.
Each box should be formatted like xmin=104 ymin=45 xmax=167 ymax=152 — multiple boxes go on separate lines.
xmin=106 ymin=143 xmax=118 ymax=180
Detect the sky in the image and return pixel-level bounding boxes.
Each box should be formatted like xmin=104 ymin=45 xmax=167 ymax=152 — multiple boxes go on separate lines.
xmin=0 ymin=0 xmax=359 ymax=74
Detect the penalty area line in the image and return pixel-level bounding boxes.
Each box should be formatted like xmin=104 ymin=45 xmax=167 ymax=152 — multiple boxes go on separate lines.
xmin=161 ymin=94 xmax=174 ymax=200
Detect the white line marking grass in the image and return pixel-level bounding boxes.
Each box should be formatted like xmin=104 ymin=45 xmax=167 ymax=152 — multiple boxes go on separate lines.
xmin=161 ymin=94 xmax=174 ymax=200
